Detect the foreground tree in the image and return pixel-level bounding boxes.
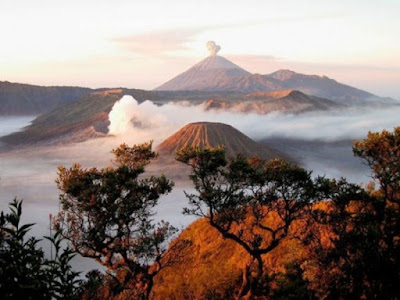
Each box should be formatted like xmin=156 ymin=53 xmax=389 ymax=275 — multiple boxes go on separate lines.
xmin=354 ymin=126 xmax=399 ymax=203
xmin=177 ymin=148 xmax=322 ymax=298
xmin=55 ymin=142 xmax=176 ymax=299
xmin=307 ymin=126 xmax=400 ymax=299
xmin=0 ymin=199 xmax=81 ymax=299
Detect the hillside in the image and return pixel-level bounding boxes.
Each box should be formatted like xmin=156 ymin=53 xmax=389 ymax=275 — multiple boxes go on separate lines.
xmin=0 ymin=88 xmax=251 ymax=148
xmin=264 ymin=70 xmax=381 ymax=103
xmin=0 ymin=79 xmax=247 ymax=117
xmin=0 ymin=81 xmax=94 ymax=115
xmin=1 ymin=87 xmax=339 ymax=149
xmin=152 ymin=216 xmax=309 ymax=299
xmin=157 ymin=122 xmax=284 ymax=160
xmin=203 ymin=90 xmax=341 ymax=114
xmin=0 ymin=88 xmax=158 ymax=147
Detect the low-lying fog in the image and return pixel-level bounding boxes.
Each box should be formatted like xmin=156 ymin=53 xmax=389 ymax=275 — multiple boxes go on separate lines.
xmin=0 ymin=96 xmax=399 ymax=273
xmin=0 ymin=115 xmax=37 ymax=137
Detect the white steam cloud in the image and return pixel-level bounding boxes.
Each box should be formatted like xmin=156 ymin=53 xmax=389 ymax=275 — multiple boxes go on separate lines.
xmin=108 ymin=95 xmax=400 ymax=146
xmin=206 ymin=41 xmax=221 ymax=56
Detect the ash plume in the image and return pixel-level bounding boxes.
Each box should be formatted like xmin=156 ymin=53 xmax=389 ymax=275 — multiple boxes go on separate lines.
xmin=206 ymin=41 xmax=221 ymax=56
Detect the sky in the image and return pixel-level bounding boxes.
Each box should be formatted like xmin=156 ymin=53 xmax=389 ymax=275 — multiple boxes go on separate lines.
xmin=0 ymin=0 xmax=399 ymax=99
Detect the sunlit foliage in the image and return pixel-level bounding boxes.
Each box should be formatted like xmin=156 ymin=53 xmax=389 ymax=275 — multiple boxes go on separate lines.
xmin=177 ymin=147 xmax=325 ymax=298
xmin=55 ymin=142 xmax=176 ymax=299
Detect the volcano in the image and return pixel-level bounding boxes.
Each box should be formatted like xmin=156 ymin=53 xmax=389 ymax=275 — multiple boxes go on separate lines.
xmin=155 ymin=55 xmax=251 ymax=91
xmin=157 ymin=122 xmax=283 ymax=160
xmin=155 ymin=52 xmax=396 ymax=104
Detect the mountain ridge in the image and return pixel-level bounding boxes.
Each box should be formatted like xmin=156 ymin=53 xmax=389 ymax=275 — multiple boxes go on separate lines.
xmin=0 ymin=81 xmax=95 ymax=115
xmin=202 ymin=90 xmax=342 ymax=114
xmin=154 ymin=56 xmax=397 ymax=104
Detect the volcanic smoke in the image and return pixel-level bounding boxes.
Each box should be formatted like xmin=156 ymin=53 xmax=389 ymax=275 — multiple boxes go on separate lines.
xmin=206 ymin=41 xmax=221 ymax=56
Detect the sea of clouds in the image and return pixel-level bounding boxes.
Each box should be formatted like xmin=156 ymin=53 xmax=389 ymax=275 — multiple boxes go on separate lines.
xmin=108 ymin=95 xmax=400 ymax=145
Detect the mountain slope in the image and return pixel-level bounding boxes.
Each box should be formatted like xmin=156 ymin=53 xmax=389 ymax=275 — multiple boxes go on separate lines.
xmin=157 ymin=122 xmax=283 ymax=160
xmin=0 ymin=88 xmax=160 ymax=147
xmin=154 ymin=56 xmax=396 ymax=104
xmin=203 ymin=90 xmax=342 ymax=114
xmin=0 ymin=87 xmax=341 ymax=149
xmin=155 ymin=55 xmax=250 ymax=91
xmin=152 ymin=216 xmax=307 ymax=299
xmin=264 ymin=70 xmax=378 ymax=103
xmin=0 ymin=81 xmax=94 ymax=115
xmin=0 ymin=89 xmax=265 ymax=149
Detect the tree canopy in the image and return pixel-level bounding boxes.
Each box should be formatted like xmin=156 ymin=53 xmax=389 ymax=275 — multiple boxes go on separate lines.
xmin=54 ymin=142 xmax=176 ymax=299
xmin=0 ymin=199 xmax=81 ymax=299
xmin=177 ymin=147 xmax=325 ymax=298
xmin=306 ymin=127 xmax=400 ymax=299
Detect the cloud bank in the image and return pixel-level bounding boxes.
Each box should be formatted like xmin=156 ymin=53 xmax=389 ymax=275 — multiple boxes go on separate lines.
xmin=108 ymin=95 xmax=400 ymax=145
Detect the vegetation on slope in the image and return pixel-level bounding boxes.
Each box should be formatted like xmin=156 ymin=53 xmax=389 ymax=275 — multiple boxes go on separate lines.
xmin=152 ymin=216 xmax=311 ymax=299
xmin=0 ymin=124 xmax=399 ymax=299
xmin=154 ymin=126 xmax=400 ymax=299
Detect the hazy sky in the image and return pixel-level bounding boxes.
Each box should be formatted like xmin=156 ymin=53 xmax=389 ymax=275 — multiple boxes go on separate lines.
xmin=1 ymin=0 xmax=399 ymax=98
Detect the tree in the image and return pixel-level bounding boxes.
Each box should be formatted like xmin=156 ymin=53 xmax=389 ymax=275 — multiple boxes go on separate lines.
xmin=352 ymin=126 xmax=399 ymax=298
xmin=0 ymin=199 xmax=50 ymax=299
xmin=271 ymin=261 xmax=317 ymax=300
xmin=307 ymin=126 xmax=400 ymax=299
xmin=353 ymin=126 xmax=399 ymax=204
xmin=303 ymin=178 xmax=374 ymax=299
xmin=45 ymin=231 xmax=82 ymax=299
xmin=54 ymin=142 xmax=176 ymax=299
xmin=0 ymin=199 xmax=81 ymax=299
xmin=177 ymin=147 xmax=320 ymax=298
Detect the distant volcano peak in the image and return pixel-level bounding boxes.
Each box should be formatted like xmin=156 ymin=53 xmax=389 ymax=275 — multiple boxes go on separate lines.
xmin=154 ymin=55 xmax=250 ymax=91
xmin=154 ymin=51 xmax=388 ymax=104
xmin=192 ymin=55 xmax=249 ymax=72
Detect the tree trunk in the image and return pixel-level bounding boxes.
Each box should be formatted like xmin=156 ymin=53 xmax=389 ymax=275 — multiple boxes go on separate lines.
xmin=143 ymin=275 xmax=154 ymax=300
xmin=236 ymin=255 xmax=264 ymax=299
xmin=236 ymin=262 xmax=251 ymax=300
xmin=255 ymin=254 xmax=263 ymax=280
